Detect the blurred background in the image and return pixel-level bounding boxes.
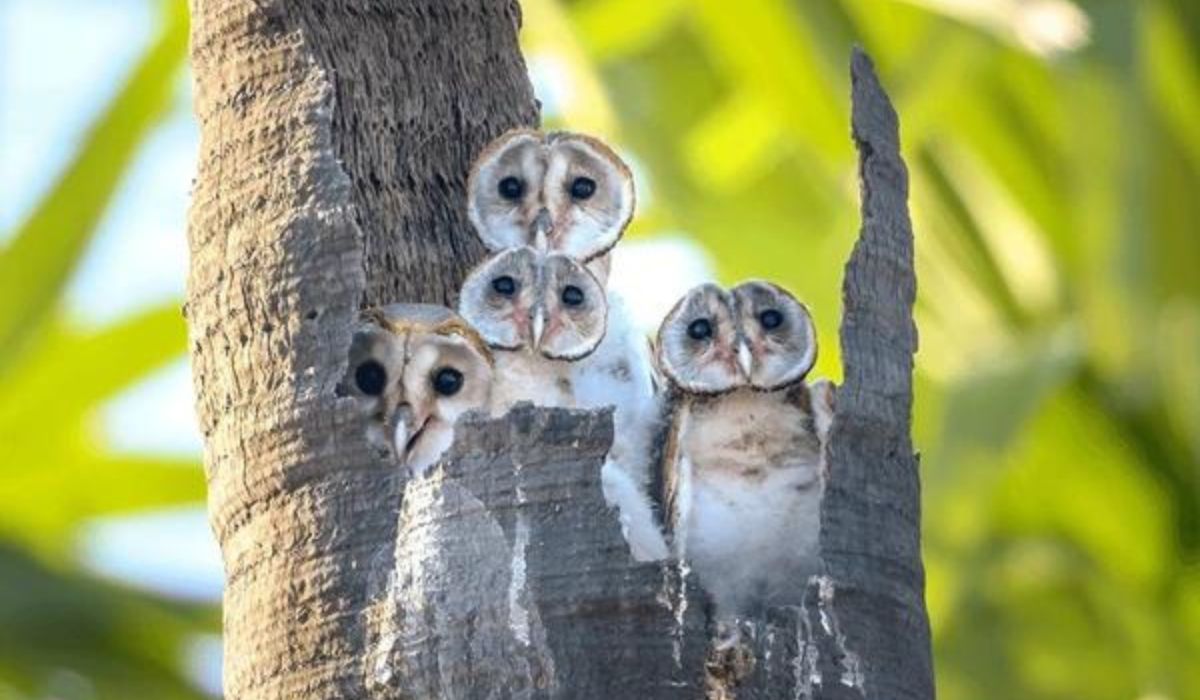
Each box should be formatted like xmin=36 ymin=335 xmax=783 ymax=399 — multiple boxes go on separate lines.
xmin=1 ymin=0 xmax=1197 ymax=697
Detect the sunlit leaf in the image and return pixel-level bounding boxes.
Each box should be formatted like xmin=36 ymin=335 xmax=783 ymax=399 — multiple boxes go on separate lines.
xmin=1155 ymin=302 xmax=1200 ymax=464
xmin=690 ymin=0 xmax=850 ymax=162
xmin=936 ymin=324 xmax=1081 ymax=463
xmin=0 ymin=453 xmax=202 ymax=559
xmin=1143 ymin=0 xmax=1200 ymax=167
xmin=682 ymin=92 xmax=784 ymax=191
xmin=0 ymin=2 xmax=187 ymax=373
xmin=0 ymin=304 xmax=186 ymax=430
xmin=570 ymin=0 xmax=687 ymax=60
xmin=992 ymin=392 xmax=1172 ymax=590
xmin=523 ymin=0 xmax=619 ymax=136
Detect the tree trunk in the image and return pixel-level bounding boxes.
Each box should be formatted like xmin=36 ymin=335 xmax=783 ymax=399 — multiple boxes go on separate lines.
xmin=809 ymin=48 xmax=934 ymax=700
xmin=187 ymin=0 xmax=933 ymax=695
xmin=186 ymin=2 xmax=536 ymax=697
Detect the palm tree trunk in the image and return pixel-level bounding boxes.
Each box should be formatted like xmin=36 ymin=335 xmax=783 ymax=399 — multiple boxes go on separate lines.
xmin=186 ymin=0 xmax=933 ymax=695
xmin=186 ymin=2 xmax=537 ymax=697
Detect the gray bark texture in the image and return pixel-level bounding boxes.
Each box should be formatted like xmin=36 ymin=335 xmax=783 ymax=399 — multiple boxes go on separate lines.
xmin=187 ymin=0 xmax=933 ymax=693
xmin=186 ymin=2 xmax=537 ymax=697
xmin=811 ymin=48 xmax=934 ymax=700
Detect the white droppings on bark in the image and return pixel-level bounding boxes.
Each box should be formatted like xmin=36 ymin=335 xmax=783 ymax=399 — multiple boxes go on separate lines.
xmin=815 ymin=575 xmax=865 ymax=691
xmin=509 ymin=462 xmax=532 ymax=646
xmin=667 ymin=453 xmax=696 ymax=669
xmin=794 ymin=597 xmax=821 ymax=700
xmin=508 ymin=515 xmax=532 ymax=645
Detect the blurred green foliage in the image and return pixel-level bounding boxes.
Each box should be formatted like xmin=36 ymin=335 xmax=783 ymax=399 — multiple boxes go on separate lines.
xmin=1 ymin=0 xmax=1196 ymax=698
xmin=0 ymin=2 xmax=213 ymax=699
xmin=542 ymin=0 xmax=1199 ymax=697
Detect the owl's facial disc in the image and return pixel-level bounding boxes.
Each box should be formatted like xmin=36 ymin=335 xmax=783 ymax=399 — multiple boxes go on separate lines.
xmin=345 ymin=304 xmax=492 ymax=477
xmin=460 ymin=247 xmax=606 ymax=361
xmin=656 ymin=284 xmax=744 ymax=394
xmin=467 ymin=130 xmax=634 ymax=262
xmin=731 ymin=280 xmax=817 ymax=390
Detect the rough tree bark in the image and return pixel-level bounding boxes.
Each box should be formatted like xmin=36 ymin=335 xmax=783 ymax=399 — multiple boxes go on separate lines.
xmin=186 ymin=2 xmax=536 ymax=697
xmin=187 ymin=0 xmax=933 ymax=696
xmin=807 ymin=48 xmax=934 ymax=700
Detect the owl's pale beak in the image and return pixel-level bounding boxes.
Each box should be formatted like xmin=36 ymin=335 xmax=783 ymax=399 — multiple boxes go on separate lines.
xmin=531 ymin=208 xmax=554 ymax=248
xmin=390 ymin=403 xmax=428 ymax=464
xmin=737 ymin=341 xmax=753 ymax=379
xmin=530 ymin=308 xmax=546 ymax=348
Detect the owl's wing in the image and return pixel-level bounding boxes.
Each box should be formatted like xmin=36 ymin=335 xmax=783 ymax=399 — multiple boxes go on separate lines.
xmin=645 ymin=335 xmax=666 ymax=395
xmin=809 ymin=379 xmax=837 ymax=442
xmin=784 ymin=380 xmax=837 ymax=481
xmin=648 ymin=390 xmax=684 ymax=542
xmin=809 ymin=378 xmax=838 ymax=479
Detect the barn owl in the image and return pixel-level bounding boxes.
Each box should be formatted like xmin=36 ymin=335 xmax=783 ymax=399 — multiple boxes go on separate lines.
xmin=342 ymin=304 xmax=494 ymax=477
xmin=466 ymin=129 xmax=635 ymax=267
xmin=458 ymin=246 xmax=607 ymax=412
xmin=655 ymin=281 xmax=836 ymax=617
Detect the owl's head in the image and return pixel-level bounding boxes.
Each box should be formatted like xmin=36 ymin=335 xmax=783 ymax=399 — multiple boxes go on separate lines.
xmin=467 ymin=129 xmax=635 ymax=262
xmin=458 ymin=246 xmax=608 ymax=361
xmin=343 ymin=304 xmax=493 ymax=476
xmin=730 ymin=280 xmax=817 ymax=390
xmin=655 ymin=283 xmax=743 ymax=394
xmin=655 ymin=281 xmax=818 ymax=394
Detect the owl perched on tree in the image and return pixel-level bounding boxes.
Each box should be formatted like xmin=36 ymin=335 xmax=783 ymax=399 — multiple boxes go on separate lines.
xmin=342 ymin=304 xmax=494 ymax=477
xmin=466 ymin=130 xmax=668 ymax=561
xmin=655 ymin=281 xmax=836 ymax=616
xmin=458 ymin=246 xmax=608 ymax=412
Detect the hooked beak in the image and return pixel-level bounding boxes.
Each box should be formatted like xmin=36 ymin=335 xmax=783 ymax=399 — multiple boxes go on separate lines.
xmin=737 ymin=341 xmax=753 ymax=379
xmin=390 ymin=403 xmax=428 ymax=463
xmin=530 ymin=208 xmax=553 ymax=248
xmin=530 ymin=307 xmax=546 ymax=349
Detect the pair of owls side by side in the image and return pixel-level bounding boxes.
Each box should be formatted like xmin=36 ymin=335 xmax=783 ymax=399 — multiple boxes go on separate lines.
xmin=343 ymin=130 xmax=836 ymax=618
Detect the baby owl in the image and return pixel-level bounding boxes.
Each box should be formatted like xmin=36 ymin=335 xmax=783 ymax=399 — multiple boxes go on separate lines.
xmin=655 ymin=281 xmax=836 ymax=616
xmin=457 ymin=246 xmax=608 ymax=413
xmin=342 ymin=304 xmax=494 ymax=477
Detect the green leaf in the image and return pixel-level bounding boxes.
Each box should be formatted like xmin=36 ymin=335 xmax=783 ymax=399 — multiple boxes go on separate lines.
xmin=0 ymin=304 xmax=186 ymax=431
xmin=0 ymin=453 xmax=203 ymax=559
xmin=570 ymin=0 xmax=687 ymax=60
xmin=690 ymin=0 xmax=850 ymax=163
xmin=936 ymin=324 xmax=1082 ymax=462
xmin=0 ymin=2 xmax=188 ymax=373
xmin=1143 ymin=0 xmax=1200 ymax=167
xmin=682 ymin=92 xmax=786 ymax=191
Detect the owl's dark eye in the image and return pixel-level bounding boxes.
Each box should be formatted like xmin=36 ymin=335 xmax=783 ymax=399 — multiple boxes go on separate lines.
xmin=687 ymin=318 xmax=713 ymax=341
xmin=354 ymin=360 xmax=387 ymax=396
xmin=759 ymin=309 xmax=784 ymax=330
xmin=498 ymin=176 xmax=524 ymax=201
xmin=561 ymin=285 xmax=585 ymax=307
xmin=569 ymin=176 xmax=596 ymax=200
xmin=491 ymin=275 xmax=517 ymax=296
xmin=432 ymin=367 xmax=464 ymax=397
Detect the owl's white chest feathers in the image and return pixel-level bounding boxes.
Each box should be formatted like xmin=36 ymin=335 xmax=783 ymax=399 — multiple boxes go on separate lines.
xmin=572 ymin=292 xmax=660 ymax=479
xmin=677 ymin=387 xmax=824 ymax=615
xmin=572 ymin=292 xmax=668 ymax=560
xmin=488 ymin=350 xmax=577 ymax=414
